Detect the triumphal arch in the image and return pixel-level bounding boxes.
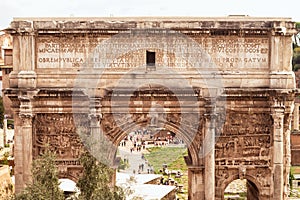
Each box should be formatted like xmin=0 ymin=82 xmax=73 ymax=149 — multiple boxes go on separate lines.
xmin=5 ymin=17 xmax=297 ymax=199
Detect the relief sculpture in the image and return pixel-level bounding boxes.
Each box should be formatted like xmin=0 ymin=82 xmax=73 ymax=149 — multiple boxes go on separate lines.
xmin=216 ymin=113 xmax=272 ymax=166
xmin=215 ymin=168 xmax=229 ymax=186
xmin=33 ymin=113 xmax=88 ymax=160
xmin=221 ymin=113 xmax=272 ymax=136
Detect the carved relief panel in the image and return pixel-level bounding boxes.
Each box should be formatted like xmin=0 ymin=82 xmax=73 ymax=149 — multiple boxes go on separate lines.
xmin=215 ymin=112 xmax=272 ymax=166
xmin=215 ymin=167 xmax=271 ymax=190
xmin=33 ymin=113 xmax=89 ymax=160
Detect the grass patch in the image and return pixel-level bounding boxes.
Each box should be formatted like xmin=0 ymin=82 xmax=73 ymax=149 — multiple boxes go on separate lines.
xmin=291 ymin=166 xmax=300 ymax=174
xmin=144 ymin=146 xmax=187 ymax=173
xmin=144 ymin=146 xmax=188 ymax=199
xmin=168 ymin=151 xmax=188 ymax=172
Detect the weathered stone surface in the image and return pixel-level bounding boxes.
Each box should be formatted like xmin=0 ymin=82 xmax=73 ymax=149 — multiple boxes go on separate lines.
xmin=4 ymin=17 xmax=297 ymax=199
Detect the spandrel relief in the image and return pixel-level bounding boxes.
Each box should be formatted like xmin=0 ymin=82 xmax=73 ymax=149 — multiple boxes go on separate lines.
xmin=216 ymin=113 xmax=272 ymax=165
xmin=33 ymin=113 xmax=89 ymax=159
xmin=221 ymin=113 xmax=272 ymax=136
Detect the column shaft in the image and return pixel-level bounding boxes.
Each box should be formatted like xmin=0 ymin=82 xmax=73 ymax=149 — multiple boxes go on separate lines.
xmin=14 ymin=115 xmax=24 ymax=193
xmin=204 ymin=115 xmax=215 ymax=200
xmin=293 ymin=103 xmax=299 ymax=130
xmin=272 ymin=110 xmax=284 ymax=200
xmin=22 ymin=116 xmax=33 ymax=184
xmin=188 ymin=166 xmax=204 ymax=200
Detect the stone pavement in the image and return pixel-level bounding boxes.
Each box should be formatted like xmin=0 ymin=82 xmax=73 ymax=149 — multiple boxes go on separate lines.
xmin=118 ymin=140 xmax=153 ymax=175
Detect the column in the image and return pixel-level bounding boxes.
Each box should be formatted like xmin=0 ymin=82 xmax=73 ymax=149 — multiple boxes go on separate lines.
xmin=204 ymin=113 xmax=216 ymax=200
xmin=21 ymin=115 xmax=33 ymax=185
xmin=3 ymin=116 xmax=7 ymax=146
xmin=283 ymin=102 xmax=294 ymax=198
xmin=272 ymin=109 xmax=284 ymax=200
xmin=15 ymin=96 xmax=34 ymax=193
xmin=89 ymin=112 xmax=116 ymax=186
xmin=13 ymin=114 xmax=24 ymax=193
xmin=188 ymin=166 xmax=204 ymax=200
xmin=284 ymin=115 xmax=292 ymax=198
xmin=13 ymin=113 xmax=33 ymax=193
xmin=88 ymin=114 xmax=105 ymax=163
xmin=293 ymin=103 xmax=299 ymax=130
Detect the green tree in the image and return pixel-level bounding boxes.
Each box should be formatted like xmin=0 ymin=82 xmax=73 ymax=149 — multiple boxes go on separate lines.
xmin=13 ymin=149 xmax=64 ymax=200
xmin=76 ymin=151 xmax=125 ymax=200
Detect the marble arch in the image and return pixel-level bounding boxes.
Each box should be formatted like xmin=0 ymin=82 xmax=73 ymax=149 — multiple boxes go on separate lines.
xmin=4 ymin=17 xmax=297 ymax=199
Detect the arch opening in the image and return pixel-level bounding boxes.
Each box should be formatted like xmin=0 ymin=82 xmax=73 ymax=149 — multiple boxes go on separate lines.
xmin=59 ymin=178 xmax=79 ymax=199
xmin=223 ymin=178 xmax=259 ymax=200
xmin=116 ymin=126 xmax=190 ymax=200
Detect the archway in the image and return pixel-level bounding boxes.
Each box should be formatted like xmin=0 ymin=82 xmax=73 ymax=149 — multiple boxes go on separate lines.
xmin=224 ymin=178 xmax=259 ymax=200
xmin=6 ymin=17 xmax=296 ymax=200
xmin=116 ymin=126 xmax=190 ymax=199
xmin=59 ymin=178 xmax=79 ymax=199
xmin=224 ymin=179 xmax=247 ymax=199
xmin=102 ymin=83 xmax=204 ymax=199
xmin=113 ymin=119 xmax=201 ymax=167
xmin=72 ymin=26 xmax=223 ymax=200
xmin=217 ymin=173 xmax=261 ymax=200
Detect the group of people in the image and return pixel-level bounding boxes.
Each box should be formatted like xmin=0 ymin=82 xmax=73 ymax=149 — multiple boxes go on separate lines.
xmin=134 ymin=162 xmax=154 ymax=174
xmin=119 ymin=140 xmax=127 ymax=147
xmin=131 ymin=142 xmax=146 ymax=152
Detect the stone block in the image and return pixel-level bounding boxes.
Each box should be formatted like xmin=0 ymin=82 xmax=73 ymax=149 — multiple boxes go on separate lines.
xmin=17 ymin=71 xmax=36 ymax=88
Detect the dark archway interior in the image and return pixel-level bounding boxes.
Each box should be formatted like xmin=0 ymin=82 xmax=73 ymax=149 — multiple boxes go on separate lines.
xmin=246 ymin=179 xmax=259 ymax=200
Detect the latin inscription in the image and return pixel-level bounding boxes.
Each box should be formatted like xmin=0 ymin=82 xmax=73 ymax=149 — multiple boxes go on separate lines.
xmin=194 ymin=37 xmax=269 ymax=68
xmin=37 ymin=36 xmax=269 ymax=69
xmin=37 ymin=37 xmax=106 ymax=68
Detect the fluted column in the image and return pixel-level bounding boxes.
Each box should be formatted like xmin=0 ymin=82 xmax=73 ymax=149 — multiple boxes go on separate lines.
xmin=13 ymin=113 xmax=24 ymax=193
xmin=272 ymin=108 xmax=284 ymax=200
xmin=14 ymin=91 xmax=36 ymax=193
xmin=14 ymin=112 xmax=33 ymax=193
xmin=21 ymin=115 xmax=33 ymax=184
